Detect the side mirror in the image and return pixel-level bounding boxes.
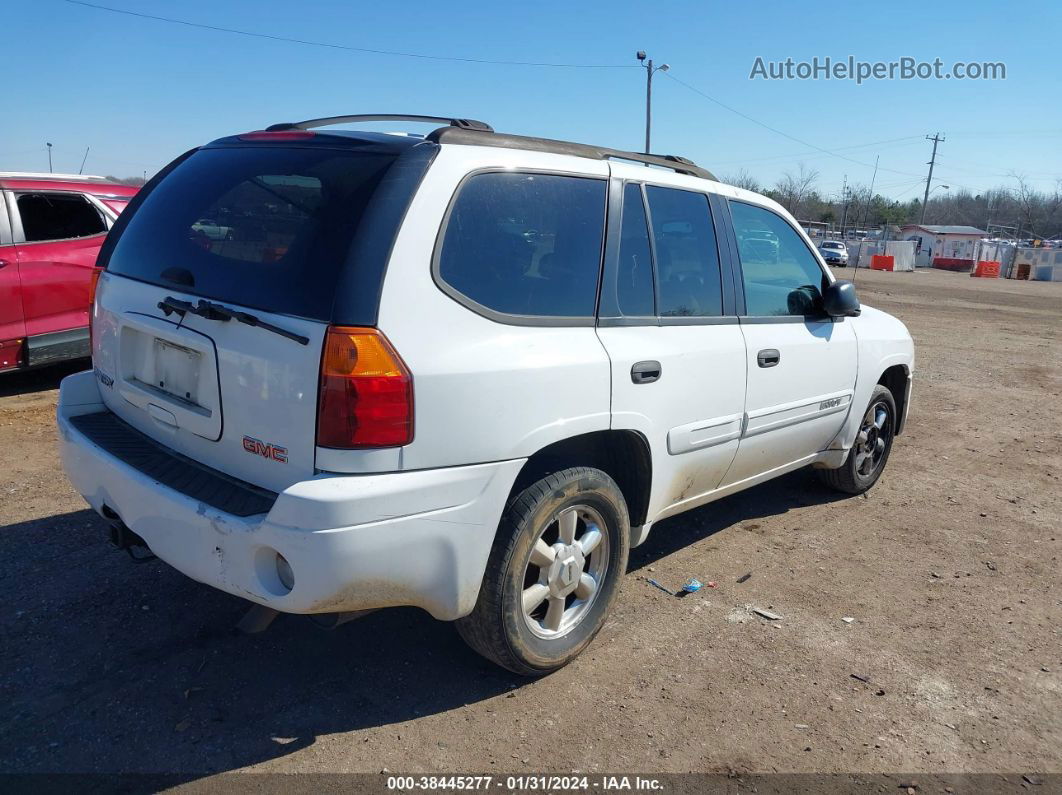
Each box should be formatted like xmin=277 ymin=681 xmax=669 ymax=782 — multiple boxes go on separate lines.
xmin=822 ymin=280 xmax=861 ymax=317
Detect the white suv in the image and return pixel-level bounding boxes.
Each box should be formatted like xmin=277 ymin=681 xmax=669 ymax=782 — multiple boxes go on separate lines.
xmin=58 ymin=114 xmax=913 ymax=675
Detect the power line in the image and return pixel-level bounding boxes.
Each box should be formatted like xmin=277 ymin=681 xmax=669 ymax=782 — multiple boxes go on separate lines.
xmin=662 ymin=72 xmax=925 ymax=179
xmin=663 ymin=75 xmax=1013 ymax=195
xmin=892 ymin=180 xmax=930 ymax=199
xmin=59 ymin=0 xmax=638 ymax=69
xmin=714 ymin=135 xmax=924 ymax=167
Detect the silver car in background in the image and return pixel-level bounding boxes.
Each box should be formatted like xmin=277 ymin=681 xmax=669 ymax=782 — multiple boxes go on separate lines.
xmin=819 ymin=239 xmax=849 ymax=267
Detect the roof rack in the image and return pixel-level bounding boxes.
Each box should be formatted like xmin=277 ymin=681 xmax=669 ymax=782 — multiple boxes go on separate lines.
xmin=0 ymin=171 xmax=109 ymax=182
xmin=426 ymin=127 xmax=716 ymax=181
xmin=261 ymin=115 xmax=714 ymax=180
xmin=266 ymin=114 xmax=493 ymax=133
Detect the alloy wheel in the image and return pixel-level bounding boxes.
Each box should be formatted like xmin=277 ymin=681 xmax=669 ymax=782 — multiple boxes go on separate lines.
xmin=853 ymin=399 xmax=893 ymax=479
xmin=521 ymin=505 xmax=609 ymax=639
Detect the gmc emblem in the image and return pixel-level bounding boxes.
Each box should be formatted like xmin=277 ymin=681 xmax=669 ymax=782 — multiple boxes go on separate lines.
xmin=242 ymin=435 xmax=288 ymax=463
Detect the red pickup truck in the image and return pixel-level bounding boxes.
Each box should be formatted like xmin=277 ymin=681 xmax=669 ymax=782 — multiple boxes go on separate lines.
xmin=0 ymin=173 xmax=138 ymax=371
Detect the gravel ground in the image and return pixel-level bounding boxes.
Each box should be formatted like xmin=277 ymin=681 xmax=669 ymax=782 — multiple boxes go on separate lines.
xmin=0 ymin=268 xmax=1059 ymax=778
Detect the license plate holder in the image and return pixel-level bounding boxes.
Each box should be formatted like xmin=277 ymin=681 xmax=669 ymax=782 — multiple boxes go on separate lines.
xmin=153 ymin=338 xmax=202 ymax=405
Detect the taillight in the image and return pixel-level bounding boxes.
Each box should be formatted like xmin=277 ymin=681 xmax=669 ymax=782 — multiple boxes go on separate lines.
xmin=88 ymin=268 xmax=103 ymax=355
xmin=317 ymin=327 xmax=413 ymax=449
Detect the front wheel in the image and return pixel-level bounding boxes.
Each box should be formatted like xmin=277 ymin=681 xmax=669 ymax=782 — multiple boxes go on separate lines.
xmin=456 ymin=467 xmax=630 ymax=676
xmin=817 ymin=385 xmax=897 ymax=494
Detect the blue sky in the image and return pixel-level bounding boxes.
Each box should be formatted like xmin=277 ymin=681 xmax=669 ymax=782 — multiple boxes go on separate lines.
xmin=5 ymin=0 xmax=1060 ymax=200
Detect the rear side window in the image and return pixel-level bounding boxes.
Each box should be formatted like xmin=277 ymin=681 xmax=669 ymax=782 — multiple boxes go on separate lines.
xmin=17 ymin=193 xmax=106 ymax=242
xmin=645 ymin=186 xmax=723 ymax=317
xmin=730 ymin=200 xmax=827 ymax=317
xmin=437 ymin=172 xmax=606 ymax=320
xmin=615 ymin=184 xmax=655 ymax=317
xmin=106 ymin=146 xmax=397 ymax=320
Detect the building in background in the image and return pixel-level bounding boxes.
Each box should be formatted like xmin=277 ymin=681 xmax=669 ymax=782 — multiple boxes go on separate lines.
xmin=900 ymin=224 xmax=987 ymax=269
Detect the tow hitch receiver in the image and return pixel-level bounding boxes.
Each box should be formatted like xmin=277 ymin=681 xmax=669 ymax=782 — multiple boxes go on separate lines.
xmin=104 ymin=511 xmax=157 ymax=563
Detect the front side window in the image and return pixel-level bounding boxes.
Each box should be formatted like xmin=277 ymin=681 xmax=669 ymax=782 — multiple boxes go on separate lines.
xmin=645 ymin=186 xmax=723 ymax=317
xmin=730 ymin=201 xmax=828 ymax=317
xmin=17 ymin=193 xmax=106 ymax=242
xmin=437 ymin=172 xmax=606 ymax=319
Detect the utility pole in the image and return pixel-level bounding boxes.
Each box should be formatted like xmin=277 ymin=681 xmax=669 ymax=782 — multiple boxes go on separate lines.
xmin=853 ymin=156 xmax=879 ymax=281
xmin=839 ymin=174 xmax=850 ymax=239
xmin=636 ymin=51 xmax=669 ymax=155
xmin=920 ymin=132 xmax=945 ymax=223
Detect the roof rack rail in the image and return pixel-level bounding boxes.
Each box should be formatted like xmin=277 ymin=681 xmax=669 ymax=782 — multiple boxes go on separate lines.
xmin=266 ymin=114 xmax=493 ymax=133
xmin=426 ymin=127 xmax=716 ymax=181
xmin=0 ymin=171 xmax=109 ymax=182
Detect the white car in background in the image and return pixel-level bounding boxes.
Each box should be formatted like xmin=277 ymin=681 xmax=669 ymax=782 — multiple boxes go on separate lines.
xmin=190 ymin=218 xmax=233 ymax=241
xmin=819 ymin=239 xmax=850 ymax=266
xmin=58 ymin=114 xmax=914 ymax=675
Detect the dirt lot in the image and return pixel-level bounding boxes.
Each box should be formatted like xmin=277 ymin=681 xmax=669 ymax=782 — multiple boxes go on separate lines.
xmin=0 ymin=268 xmax=1059 ymax=779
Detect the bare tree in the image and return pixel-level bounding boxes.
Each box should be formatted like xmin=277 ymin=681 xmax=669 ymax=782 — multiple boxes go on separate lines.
xmin=1010 ymin=172 xmax=1037 ymax=238
xmin=774 ymin=163 xmax=819 ymax=215
xmin=731 ymin=167 xmax=1062 ymax=238
xmin=721 ymin=169 xmax=761 ymax=192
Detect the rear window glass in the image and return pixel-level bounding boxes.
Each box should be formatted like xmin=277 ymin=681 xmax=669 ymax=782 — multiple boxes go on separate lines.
xmin=645 ymin=186 xmax=723 ymax=317
xmin=437 ymin=172 xmax=606 ymax=319
xmin=106 ymin=146 xmax=397 ymax=320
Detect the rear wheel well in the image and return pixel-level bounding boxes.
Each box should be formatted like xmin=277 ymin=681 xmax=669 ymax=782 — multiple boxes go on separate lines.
xmin=509 ymin=431 xmax=652 ymax=528
xmin=878 ymin=365 xmax=909 ymax=434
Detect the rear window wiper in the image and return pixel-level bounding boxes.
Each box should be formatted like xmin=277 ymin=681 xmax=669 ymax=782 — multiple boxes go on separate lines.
xmin=158 ymin=296 xmax=309 ymax=346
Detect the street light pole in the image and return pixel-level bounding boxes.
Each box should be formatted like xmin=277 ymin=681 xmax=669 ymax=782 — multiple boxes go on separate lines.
xmin=46 ymin=142 xmax=53 ymax=173
xmin=636 ymin=52 xmax=669 ymax=155
xmin=645 ymin=58 xmax=653 ymax=154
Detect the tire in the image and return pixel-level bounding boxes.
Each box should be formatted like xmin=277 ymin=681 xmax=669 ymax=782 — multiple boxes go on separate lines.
xmin=817 ymin=384 xmax=897 ymax=495
xmin=456 ymin=467 xmax=630 ymax=676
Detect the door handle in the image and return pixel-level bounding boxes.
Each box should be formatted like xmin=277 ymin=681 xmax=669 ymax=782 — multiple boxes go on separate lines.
xmin=631 ymin=360 xmax=662 ymax=384
xmin=0 ymin=259 xmax=10 ymax=269
xmin=757 ymin=349 xmax=781 ymax=368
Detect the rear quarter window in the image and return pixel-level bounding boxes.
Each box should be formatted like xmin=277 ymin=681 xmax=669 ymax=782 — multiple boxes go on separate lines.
xmin=104 ymin=146 xmax=397 ymax=321
xmin=435 ymin=172 xmax=607 ymax=321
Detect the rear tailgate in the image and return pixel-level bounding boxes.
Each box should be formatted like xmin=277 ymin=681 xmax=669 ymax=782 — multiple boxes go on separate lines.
xmin=91 ymin=142 xmax=401 ymax=493
xmin=92 ymin=273 xmax=325 ymax=492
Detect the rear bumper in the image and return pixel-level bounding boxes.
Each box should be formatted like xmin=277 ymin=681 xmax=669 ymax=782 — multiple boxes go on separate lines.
xmin=57 ymin=370 xmax=523 ymax=620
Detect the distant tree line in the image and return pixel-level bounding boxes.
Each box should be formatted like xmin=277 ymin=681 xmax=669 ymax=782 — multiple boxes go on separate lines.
xmin=722 ymin=166 xmax=1062 ymax=239
xmin=105 ymin=175 xmax=147 ymax=187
